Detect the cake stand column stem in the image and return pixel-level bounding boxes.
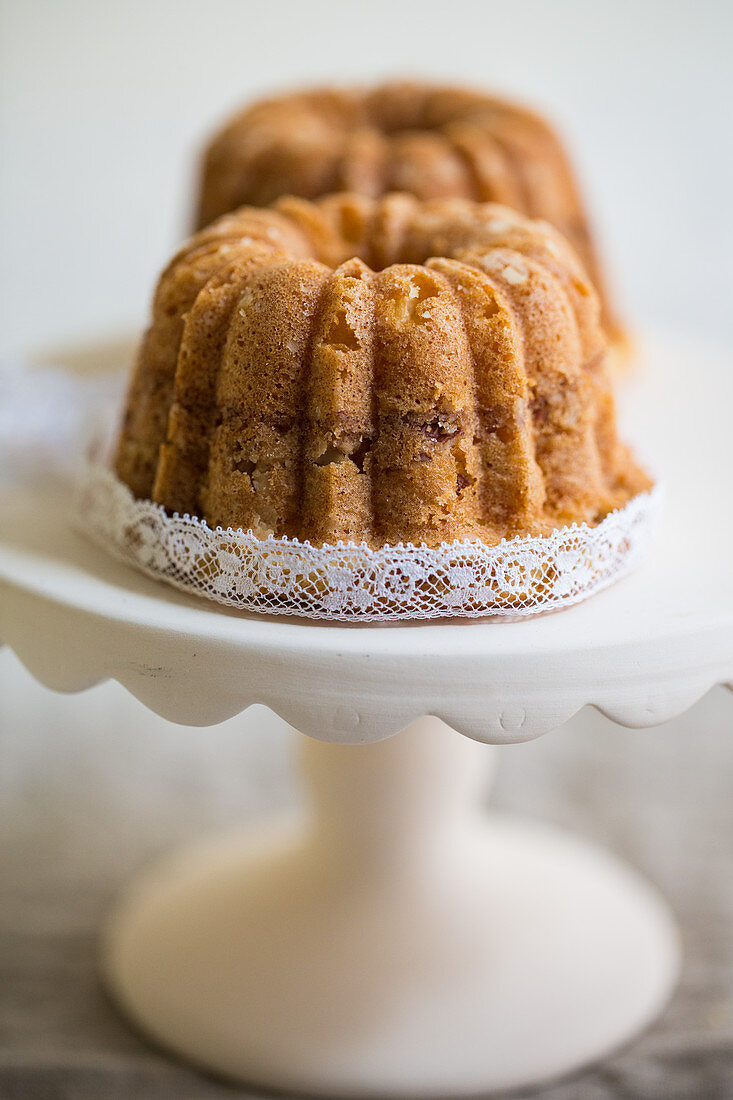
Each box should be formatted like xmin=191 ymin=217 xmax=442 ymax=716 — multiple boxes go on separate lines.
xmin=299 ymin=716 xmax=496 ymax=891
xmin=103 ymin=720 xmax=679 ymax=1097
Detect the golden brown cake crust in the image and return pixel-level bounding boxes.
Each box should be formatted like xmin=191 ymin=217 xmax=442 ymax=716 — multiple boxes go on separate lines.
xmin=115 ymin=194 xmax=649 ymax=549
xmin=195 ymin=81 xmax=623 ymax=347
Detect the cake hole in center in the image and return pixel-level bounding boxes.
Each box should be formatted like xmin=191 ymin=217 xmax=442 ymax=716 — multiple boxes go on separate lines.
xmin=233 ymin=456 xmax=256 ymax=476
xmin=314 ymin=435 xmax=372 ymax=472
xmin=325 ymin=310 xmax=361 ymax=351
xmin=315 ymin=445 xmax=349 ymax=467
xmin=421 ymin=417 xmax=461 ymax=442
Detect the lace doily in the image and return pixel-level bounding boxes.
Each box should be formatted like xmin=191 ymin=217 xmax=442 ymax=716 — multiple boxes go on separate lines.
xmin=75 ymin=460 xmax=662 ymax=622
xmin=0 ymin=360 xmax=122 ymax=486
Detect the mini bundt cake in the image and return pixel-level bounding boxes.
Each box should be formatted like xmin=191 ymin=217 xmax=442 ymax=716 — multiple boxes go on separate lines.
xmin=115 ymin=193 xmax=649 ymax=549
xmin=195 ymin=81 xmax=623 ymax=348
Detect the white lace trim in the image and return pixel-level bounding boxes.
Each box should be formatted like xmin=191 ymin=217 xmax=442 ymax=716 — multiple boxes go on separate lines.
xmin=75 ymin=460 xmax=662 ymax=622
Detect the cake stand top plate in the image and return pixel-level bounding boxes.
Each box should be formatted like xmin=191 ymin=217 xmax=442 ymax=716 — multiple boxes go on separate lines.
xmin=1 ymin=333 xmax=731 ymax=742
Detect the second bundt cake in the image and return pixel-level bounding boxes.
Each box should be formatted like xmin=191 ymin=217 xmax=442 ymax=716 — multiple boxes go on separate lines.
xmin=115 ymin=193 xmax=649 ymax=549
xmin=195 ymin=81 xmax=624 ymax=348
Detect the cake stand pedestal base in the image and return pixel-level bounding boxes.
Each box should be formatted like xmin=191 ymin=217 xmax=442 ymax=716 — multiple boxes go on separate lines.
xmin=103 ymin=717 xmax=679 ymax=1098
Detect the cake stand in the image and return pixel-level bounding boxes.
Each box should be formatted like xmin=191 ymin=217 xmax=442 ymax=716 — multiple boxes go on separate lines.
xmin=1 ymin=333 xmax=732 ymax=1097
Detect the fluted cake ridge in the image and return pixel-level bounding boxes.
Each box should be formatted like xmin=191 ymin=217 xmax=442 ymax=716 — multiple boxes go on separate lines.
xmin=195 ymin=80 xmax=622 ymax=346
xmin=115 ymin=193 xmax=649 ymax=548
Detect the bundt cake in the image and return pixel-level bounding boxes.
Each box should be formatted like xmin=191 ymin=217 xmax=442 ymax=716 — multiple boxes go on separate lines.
xmin=195 ymin=81 xmax=623 ymax=348
xmin=115 ymin=193 xmax=649 ymax=549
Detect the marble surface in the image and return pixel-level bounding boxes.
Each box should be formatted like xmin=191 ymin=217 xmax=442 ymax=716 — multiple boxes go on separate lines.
xmin=1 ymin=648 xmax=731 ymax=1099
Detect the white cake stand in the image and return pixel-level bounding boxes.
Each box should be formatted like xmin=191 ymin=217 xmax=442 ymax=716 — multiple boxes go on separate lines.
xmin=1 ymin=333 xmax=732 ymax=1097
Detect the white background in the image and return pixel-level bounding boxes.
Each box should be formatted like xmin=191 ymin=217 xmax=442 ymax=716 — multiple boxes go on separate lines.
xmin=1 ymin=0 xmax=732 ymax=357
